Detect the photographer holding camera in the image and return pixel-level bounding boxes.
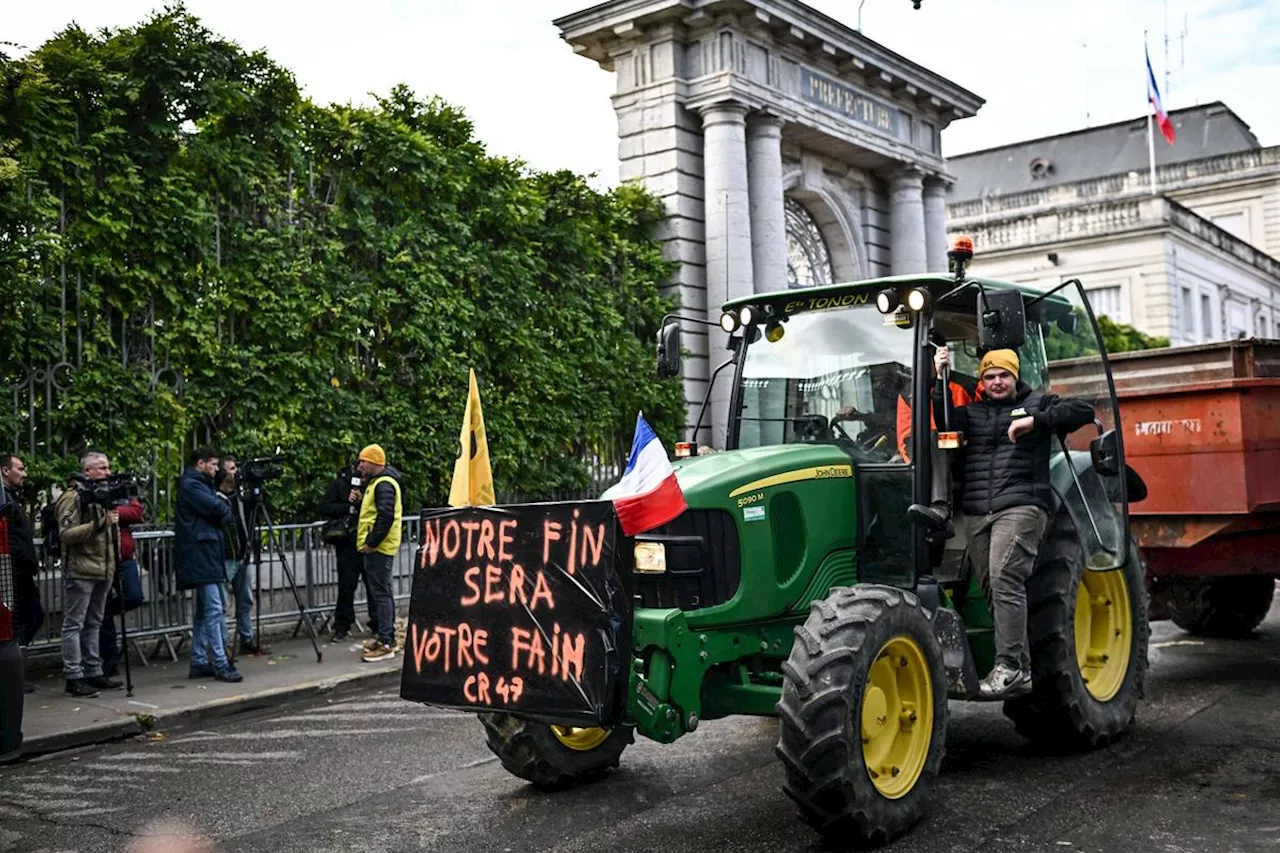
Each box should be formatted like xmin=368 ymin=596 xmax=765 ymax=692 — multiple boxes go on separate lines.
xmin=175 ymin=448 xmax=242 ymax=683
xmin=319 ymin=457 xmax=375 ymax=643
xmin=55 ymin=451 xmax=126 ymax=697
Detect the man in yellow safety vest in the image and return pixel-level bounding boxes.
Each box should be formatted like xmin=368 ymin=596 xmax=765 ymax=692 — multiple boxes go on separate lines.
xmin=354 ymin=444 xmax=402 ymax=662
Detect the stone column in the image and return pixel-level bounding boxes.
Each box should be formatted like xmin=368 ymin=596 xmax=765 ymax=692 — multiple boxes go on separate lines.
xmin=922 ymin=175 xmax=950 ymax=274
xmin=889 ymin=166 xmax=927 ymax=276
xmin=747 ymin=113 xmax=787 ymax=294
xmin=700 ymin=101 xmax=754 ymax=451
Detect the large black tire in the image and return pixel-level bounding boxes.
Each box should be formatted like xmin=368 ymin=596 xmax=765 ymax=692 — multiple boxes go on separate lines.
xmin=1004 ymin=524 xmax=1149 ymax=751
xmin=479 ymin=713 xmax=633 ymax=790
xmin=776 ymin=585 xmax=948 ymax=847
xmin=1166 ymin=575 xmax=1277 ymax=638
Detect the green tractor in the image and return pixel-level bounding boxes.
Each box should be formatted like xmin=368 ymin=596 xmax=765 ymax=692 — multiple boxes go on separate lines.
xmin=416 ymin=256 xmax=1150 ymax=846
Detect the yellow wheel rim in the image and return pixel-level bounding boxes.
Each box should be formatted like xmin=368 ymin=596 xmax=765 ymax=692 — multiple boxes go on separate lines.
xmin=1075 ymin=569 xmax=1132 ymax=701
xmin=550 ymin=725 xmax=611 ymax=751
xmin=861 ymin=635 xmax=934 ymax=800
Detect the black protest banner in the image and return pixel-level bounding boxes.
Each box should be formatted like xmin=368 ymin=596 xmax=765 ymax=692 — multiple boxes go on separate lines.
xmin=399 ymin=501 xmax=629 ymax=727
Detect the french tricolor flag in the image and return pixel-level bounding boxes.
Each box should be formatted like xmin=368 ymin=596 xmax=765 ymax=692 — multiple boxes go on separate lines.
xmin=1146 ymin=46 xmax=1175 ymax=146
xmin=602 ymin=412 xmax=688 ymax=537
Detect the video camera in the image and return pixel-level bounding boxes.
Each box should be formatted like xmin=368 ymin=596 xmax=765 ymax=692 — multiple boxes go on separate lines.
xmin=242 ymin=454 xmax=286 ymax=486
xmin=72 ymin=472 xmax=142 ymax=508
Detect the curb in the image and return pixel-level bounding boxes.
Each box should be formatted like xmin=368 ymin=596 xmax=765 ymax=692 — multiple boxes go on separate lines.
xmin=13 ymin=664 xmax=402 ymax=761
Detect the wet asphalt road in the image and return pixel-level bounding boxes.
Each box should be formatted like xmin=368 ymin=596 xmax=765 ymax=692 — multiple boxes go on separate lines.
xmin=2 ymin=599 xmax=1278 ymax=853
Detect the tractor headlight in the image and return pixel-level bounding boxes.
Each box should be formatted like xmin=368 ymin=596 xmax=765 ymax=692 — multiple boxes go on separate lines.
xmin=719 ymin=311 xmax=740 ymax=333
xmin=906 ymin=287 xmax=931 ymax=312
xmin=876 ymin=288 xmax=900 ymax=314
xmin=739 ymin=306 xmax=755 ymax=326
xmin=634 ymin=541 xmax=668 ymax=574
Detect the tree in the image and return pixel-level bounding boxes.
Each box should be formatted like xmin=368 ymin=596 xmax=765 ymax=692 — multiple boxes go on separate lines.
xmin=0 ymin=8 xmax=683 ymax=518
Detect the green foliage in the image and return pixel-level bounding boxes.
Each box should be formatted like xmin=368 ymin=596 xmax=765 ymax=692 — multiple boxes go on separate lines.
xmin=1043 ymin=310 xmax=1169 ymax=362
xmin=0 ymin=8 xmax=684 ymax=517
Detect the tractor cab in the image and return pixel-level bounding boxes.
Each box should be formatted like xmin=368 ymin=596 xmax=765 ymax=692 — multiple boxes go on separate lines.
xmin=658 ymin=253 xmax=1137 ymax=589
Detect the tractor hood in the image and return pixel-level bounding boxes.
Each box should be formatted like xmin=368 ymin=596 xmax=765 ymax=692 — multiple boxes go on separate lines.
xmin=671 ymin=444 xmax=855 ymax=508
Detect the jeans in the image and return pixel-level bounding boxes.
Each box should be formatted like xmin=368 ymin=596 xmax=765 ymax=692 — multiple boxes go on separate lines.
xmin=333 ymin=544 xmax=376 ymax=634
xmin=219 ymin=559 xmax=254 ymax=643
xmin=965 ymin=506 xmax=1050 ymax=672
xmin=190 ymin=583 xmax=230 ymax=671
xmin=61 ymin=577 xmax=110 ymax=680
xmin=363 ymin=552 xmax=395 ymax=646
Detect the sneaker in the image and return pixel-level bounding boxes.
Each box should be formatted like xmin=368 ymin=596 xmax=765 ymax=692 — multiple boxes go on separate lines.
xmin=239 ymin=638 xmax=271 ymax=655
xmin=85 ymin=675 xmax=123 ymax=690
xmin=331 ymin=630 xmax=349 ymax=643
xmin=979 ymin=663 xmax=1032 ymax=699
xmin=23 ymin=683 xmax=36 ymax=694
xmin=907 ymin=502 xmax=954 ymax=538
xmin=214 ymin=667 xmax=244 ymax=683
xmin=189 ymin=664 xmax=216 ymax=679
xmin=362 ymin=641 xmax=396 ymax=663
xmin=362 ymin=637 xmax=382 ymax=652
xmin=65 ymin=679 xmax=101 ymax=698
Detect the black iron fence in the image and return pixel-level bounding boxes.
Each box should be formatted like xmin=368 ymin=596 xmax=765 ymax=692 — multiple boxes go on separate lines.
xmin=25 ymin=516 xmax=423 ymax=663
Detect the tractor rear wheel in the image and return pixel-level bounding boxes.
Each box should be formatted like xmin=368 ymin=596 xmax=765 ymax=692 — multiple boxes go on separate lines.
xmin=777 ymin=585 xmax=948 ymax=847
xmin=1003 ymin=526 xmax=1149 ymax=751
xmin=479 ymin=713 xmax=633 ymax=790
xmin=1166 ymin=575 xmax=1276 ymax=638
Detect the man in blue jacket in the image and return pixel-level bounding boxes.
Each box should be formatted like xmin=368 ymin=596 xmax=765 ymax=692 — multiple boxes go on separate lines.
xmin=174 ymin=447 xmax=242 ymax=682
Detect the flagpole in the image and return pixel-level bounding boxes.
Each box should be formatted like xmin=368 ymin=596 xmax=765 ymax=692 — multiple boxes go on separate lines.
xmin=1145 ymin=31 xmax=1158 ymax=197
xmin=1147 ymin=113 xmax=1158 ymax=196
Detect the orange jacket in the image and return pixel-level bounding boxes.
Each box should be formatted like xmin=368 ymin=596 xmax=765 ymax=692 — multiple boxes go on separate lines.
xmin=896 ymin=382 xmax=974 ymax=462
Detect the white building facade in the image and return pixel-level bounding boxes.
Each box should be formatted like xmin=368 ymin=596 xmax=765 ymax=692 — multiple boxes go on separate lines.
xmin=946 ymin=105 xmax=1280 ymax=347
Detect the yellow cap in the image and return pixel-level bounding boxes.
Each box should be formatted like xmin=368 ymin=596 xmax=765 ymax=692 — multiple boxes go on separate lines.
xmin=358 ymin=444 xmax=386 ymax=466
xmin=979 ymin=349 xmax=1020 ymax=380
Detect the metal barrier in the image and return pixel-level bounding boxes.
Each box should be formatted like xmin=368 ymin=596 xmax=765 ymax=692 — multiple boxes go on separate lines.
xmin=24 ymin=517 xmax=424 ymax=663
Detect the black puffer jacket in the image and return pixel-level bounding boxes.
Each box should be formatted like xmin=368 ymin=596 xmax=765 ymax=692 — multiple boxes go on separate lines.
xmin=937 ymin=382 xmax=1095 ymax=515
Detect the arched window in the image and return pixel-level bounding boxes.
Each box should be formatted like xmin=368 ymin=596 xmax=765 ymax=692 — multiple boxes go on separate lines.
xmin=785 ymin=198 xmax=834 ymax=289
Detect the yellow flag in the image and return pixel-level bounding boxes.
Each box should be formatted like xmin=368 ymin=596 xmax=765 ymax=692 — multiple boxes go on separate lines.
xmin=448 ymin=368 xmax=495 ymax=507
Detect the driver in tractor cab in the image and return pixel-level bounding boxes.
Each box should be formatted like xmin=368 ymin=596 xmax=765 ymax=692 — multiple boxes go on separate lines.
xmin=921 ymin=346 xmax=1095 ymax=699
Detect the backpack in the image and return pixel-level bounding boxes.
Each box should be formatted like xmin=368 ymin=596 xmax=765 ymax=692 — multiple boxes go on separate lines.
xmin=40 ymin=502 xmax=61 ymax=555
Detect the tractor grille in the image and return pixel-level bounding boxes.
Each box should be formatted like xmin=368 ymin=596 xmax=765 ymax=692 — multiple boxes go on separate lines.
xmin=632 ymin=509 xmax=740 ymax=611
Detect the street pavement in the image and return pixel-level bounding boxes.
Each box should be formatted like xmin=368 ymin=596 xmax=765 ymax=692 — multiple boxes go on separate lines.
xmin=1 ymin=599 xmax=1278 ymax=853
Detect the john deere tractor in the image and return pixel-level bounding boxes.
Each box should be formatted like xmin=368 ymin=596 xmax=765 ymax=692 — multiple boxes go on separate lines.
xmin=420 ymin=249 xmax=1150 ymax=846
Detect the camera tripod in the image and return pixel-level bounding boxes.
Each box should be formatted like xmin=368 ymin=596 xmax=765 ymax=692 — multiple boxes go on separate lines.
xmin=243 ymin=481 xmax=323 ymax=663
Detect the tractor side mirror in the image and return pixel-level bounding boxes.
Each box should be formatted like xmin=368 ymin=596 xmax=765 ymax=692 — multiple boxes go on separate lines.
xmin=1090 ymin=429 xmax=1121 ymax=477
xmin=656 ymin=321 xmax=681 ymax=379
xmin=977 ymin=288 xmax=1027 ymax=352
xmin=1057 ymin=311 xmax=1079 ymax=335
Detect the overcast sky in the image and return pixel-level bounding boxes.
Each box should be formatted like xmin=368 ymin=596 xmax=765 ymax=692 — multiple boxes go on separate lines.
xmin=7 ymin=1 xmax=1277 ymax=187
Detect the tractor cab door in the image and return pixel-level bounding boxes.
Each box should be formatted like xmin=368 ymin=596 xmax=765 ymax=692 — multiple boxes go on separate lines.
xmin=1026 ymin=280 xmax=1132 ymax=570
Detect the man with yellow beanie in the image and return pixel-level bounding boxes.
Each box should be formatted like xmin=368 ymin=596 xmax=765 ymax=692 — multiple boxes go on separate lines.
xmin=354 ymin=443 xmax=402 ymax=663
xmin=929 ymin=345 xmax=1095 ymax=699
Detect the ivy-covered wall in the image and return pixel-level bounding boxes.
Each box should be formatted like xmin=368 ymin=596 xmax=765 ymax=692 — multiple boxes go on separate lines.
xmin=0 ymin=10 xmax=685 ymax=518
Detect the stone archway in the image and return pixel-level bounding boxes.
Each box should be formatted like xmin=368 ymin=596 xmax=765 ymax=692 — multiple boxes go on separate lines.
xmin=782 ymin=164 xmax=870 ymax=285
xmin=557 ymin=0 xmax=983 ymax=448
xmin=785 ymin=197 xmax=833 ymax=287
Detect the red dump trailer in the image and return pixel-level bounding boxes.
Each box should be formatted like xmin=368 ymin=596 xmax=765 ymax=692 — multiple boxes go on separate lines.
xmin=1052 ymin=339 xmax=1279 ymax=636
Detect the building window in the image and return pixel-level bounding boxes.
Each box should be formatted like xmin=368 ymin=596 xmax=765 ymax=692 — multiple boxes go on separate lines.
xmin=1181 ymin=286 xmax=1194 ymax=335
xmin=786 ymin=198 xmax=834 ymax=289
xmin=1201 ymin=293 xmax=1214 ymax=339
xmin=1211 ymin=212 xmax=1248 ymax=242
xmin=1257 ymin=313 xmax=1269 ymax=338
xmin=1086 ymin=286 xmax=1123 ymax=323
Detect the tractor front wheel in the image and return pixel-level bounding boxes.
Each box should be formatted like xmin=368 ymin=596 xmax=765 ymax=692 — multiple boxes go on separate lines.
xmin=1165 ymin=575 xmax=1277 ymax=638
xmin=777 ymin=585 xmax=948 ymax=847
xmin=479 ymin=713 xmax=633 ymax=790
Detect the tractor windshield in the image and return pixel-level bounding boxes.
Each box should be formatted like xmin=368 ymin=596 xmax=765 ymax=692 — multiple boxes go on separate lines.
xmin=735 ymin=303 xmax=912 ymax=460
xmin=733 ymin=301 xmax=1052 ymax=458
